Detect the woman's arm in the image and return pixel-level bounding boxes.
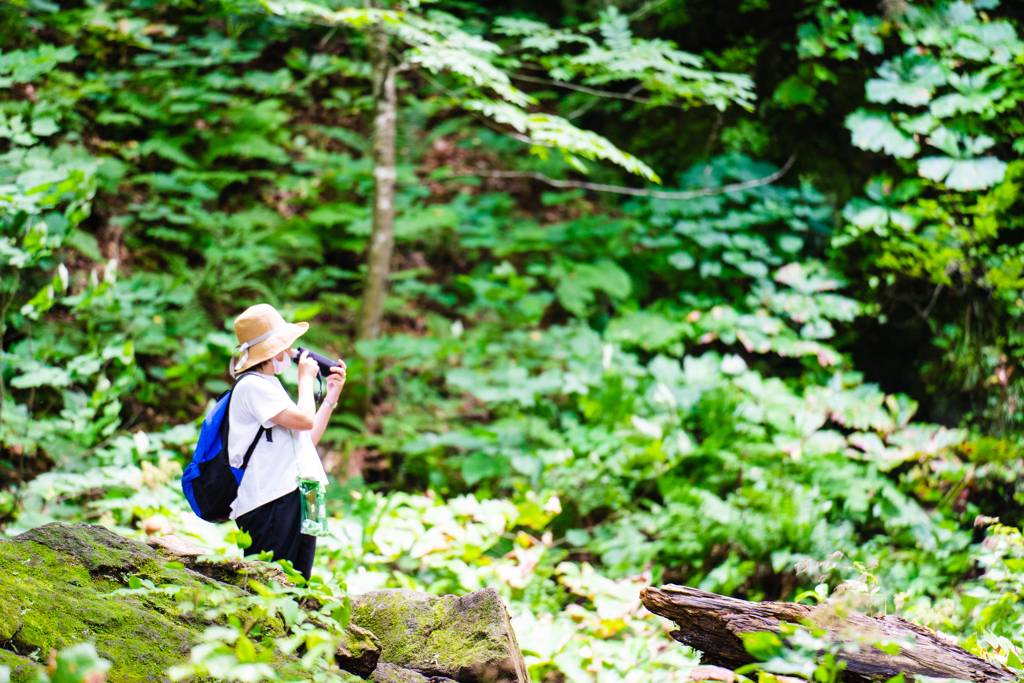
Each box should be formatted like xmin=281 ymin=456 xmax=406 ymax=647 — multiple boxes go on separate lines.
xmin=269 ymin=351 xmax=319 ymax=431
xmin=311 ymin=402 xmax=333 ymax=445
xmin=312 ymin=362 xmax=346 ymax=445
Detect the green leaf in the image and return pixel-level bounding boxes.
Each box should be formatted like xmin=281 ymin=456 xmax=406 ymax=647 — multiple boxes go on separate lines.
xmin=918 ymin=156 xmax=1007 ymax=191
xmin=842 ymin=199 xmax=917 ymax=232
xmin=465 ymin=100 xmax=661 ymax=182
xmin=773 ymin=75 xmax=817 ymax=107
xmin=737 ymin=260 xmax=768 ymax=278
xmin=235 ymin=636 xmax=257 ymax=663
xmin=555 ymin=260 xmax=632 ymax=316
xmin=961 ymin=633 xmax=981 ymax=656
xmin=739 ymin=631 xmax=783 ymax=661
xmin=128 ymin=576 xmax=142 ymax=589
xmin=30 ymin=117 xmax=59 ymax=137
xmin=95 ymin=111 xmax=143 ymax=126
xmin=0 ymin=45 xmax=76 ymax=83
xmin=137 ymin=139 xmax=197 ymax=169
xmin=243 ymin=68 xmax=294 ymax=93
xmin=668 ymin=251 xmax=695 ymax=270
xmin=778 ymin=235 xmax=804 ymax=253
xmin=10 ymin=361 xmax=71 ymax=389
xmin=866 ymin=55 xmax=945 ymax=106
xmin=304 ymin=125 xmax=370 ymax=153
xmin=462 ymin=452 xmax=500 ymax=485
xmin=226 ymin=529 xmax=253 ymax=550
xmin=331 ymin=600 xmax=352 ymax=629
xmin=846 ymin=110 xmax=918 ymax=158
xmin=46 ymin=643 xmax=110 ymax=683
xmin=605 ymin=311 xmax=687 ymax=351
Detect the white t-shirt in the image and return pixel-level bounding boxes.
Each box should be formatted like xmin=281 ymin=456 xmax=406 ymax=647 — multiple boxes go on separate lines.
xmin=227 ymin=372 xmax=328 ymax=520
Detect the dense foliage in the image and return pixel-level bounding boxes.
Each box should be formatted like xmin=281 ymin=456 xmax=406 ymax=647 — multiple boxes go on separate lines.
xmin=4 ymin=0 xmax=1024 ymax=680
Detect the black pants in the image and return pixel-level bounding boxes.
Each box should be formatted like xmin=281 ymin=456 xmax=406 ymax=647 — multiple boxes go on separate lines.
xmin=236 ymin=488 xmax=316 ymax=580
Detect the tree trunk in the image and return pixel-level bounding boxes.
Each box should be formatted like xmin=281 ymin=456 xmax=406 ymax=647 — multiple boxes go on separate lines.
xmin=640 ymin=585 xmax=1014 ymax=683
xmin=354 ymin=13 xmax=397 ymax=412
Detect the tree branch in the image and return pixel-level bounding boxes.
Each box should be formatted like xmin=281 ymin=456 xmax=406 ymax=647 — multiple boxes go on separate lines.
xmin=511 ymin=74 xmax=655 ymax=104
xmin=567 ymin=83 xmax=645 ymax=120
xmin=412 ymin=67 xmax=560 ymax=148
xmin=446 ymin=155 xmax=797 ymax=200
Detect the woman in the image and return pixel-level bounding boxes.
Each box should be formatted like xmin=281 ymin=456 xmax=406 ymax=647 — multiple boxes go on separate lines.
xmin=227 ymin=303 xmax=345 ymax=579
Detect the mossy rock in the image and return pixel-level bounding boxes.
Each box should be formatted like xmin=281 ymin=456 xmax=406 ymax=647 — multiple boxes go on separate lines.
xmin=0 ymin=523 xmax=527 ymax=683
xmin=0 ymin=524 xmax=209 ymax=683
xmin=334 ymin=622 xmax=383 ymax=678
xmin=370 ymin=663 xmax=457 ymax=683
xmin=351 ymin=588 xmax=529 ymax=683
xmin=0 ymin=523 xmax=376 ymax=682
xmin=19 ymin=522 xmax=176 ymax=576
xmin=146 ymin=534 xmax=294 ymax=590
xmin=0 ymin=648 xmax=42 ymax=683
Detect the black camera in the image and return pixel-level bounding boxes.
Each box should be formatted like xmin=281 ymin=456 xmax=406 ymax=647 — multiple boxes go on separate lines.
xmin=293 ymin=347 xmax=344 ymax=378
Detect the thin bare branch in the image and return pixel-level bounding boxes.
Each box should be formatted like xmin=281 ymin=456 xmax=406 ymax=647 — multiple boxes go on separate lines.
xmin=511 ymin=74 xmax=655 ymax=104
xmin=628 ymin=0 xmax=671 ymax=22
xmin=497 ymin=129 xmax=556 ymax=147
xmin=567 ymin=83 xmax=645 ymax=120
xmin=446 ymin=155 xmax=798 ymax=200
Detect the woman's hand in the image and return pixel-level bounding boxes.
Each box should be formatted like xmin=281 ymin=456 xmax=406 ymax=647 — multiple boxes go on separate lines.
xmin=324 ymin=360 xmax=347 ymax=404
xmin=296 ymin=349 xmax=319 ymax=384
xmin=271 ymin=349 xmax=318 ymax=431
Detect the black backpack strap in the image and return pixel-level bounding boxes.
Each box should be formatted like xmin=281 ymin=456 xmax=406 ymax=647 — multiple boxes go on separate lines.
xmin=241 ymin=427 xmax=265 ymax=470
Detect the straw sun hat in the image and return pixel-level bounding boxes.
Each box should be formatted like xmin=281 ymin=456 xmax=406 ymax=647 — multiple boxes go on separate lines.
xmin=231 ymin=304 xmax=308 ymax=376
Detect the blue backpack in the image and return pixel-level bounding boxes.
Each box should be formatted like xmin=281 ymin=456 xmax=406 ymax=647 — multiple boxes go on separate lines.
xmin=182 ymin=373 xmax=272 ymax=523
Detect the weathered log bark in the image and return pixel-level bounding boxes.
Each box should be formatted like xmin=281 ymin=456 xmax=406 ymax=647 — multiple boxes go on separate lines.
xmin=640 ymin=585 xmax=1014 ymax=683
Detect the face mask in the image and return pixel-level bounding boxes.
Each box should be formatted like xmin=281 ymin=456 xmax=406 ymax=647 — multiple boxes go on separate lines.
xmin=272 ymin=352 xmax=291 ymax=375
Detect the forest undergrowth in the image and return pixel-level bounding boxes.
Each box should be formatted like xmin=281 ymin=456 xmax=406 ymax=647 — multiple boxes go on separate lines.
xmin=4 ymin=0 xmax=1024 ymax=681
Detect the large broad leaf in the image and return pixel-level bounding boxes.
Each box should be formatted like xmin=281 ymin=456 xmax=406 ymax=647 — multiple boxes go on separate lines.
xmin=0 ymin=45 xmax=77 ymax=86
xmin=865 ymin=54 xmax=945 ymax=106
xmin=925 ymin=128 xmax=996 ymax=160
xmin=846 ymin=110 xmax=918 ymax=158
xmin=667 ymin=251 xmax=695 ymax=270
xmin=206 ymin=133 xmax=290 ymax=165
xmin=10 ymin=360 xmax=72 ymax=389
xmin=605 ymin=311 xmax=688 ymax=351
xmin=918 ymin=156 xmax=1007 ymax=191
xmin=842 ymin=199 xmax=917 ymax=232
xmin=462 ymin=452 xmax=502 ymax=485
xmin=930 ymin=87 xmax=1005 ymax=118
xmin=137 ymin=138 xmax=197 ymax=169
xmin=555 ymin=260 xmax=632 ymax=316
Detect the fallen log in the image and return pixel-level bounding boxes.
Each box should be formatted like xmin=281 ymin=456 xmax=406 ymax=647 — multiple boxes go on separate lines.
xmin=640 ymin=585 xmax=1014 ymax=683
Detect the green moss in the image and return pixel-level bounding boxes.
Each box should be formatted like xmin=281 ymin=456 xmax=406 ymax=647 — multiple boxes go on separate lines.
xmin=332 ymin=621 xmax=382 ymax=678
xmin=0 ymin=648 xmax=42 ymax=683
xmin=0 ymin=537 xmax=200 ymax=683
xmin=0 ymin=523 xmax=369 ymax=682
xmin=370 ymin=663 xmax=432 ymax=683
xmin=1 ymin=524 xmax=522 ymax=683
xmin=14 ymin=522 xmax=159 ymax=575
xmin=15 ymin=522 xmax=226 ymax=591
xmin=351 ymin=589 xmax=528 ymax=683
